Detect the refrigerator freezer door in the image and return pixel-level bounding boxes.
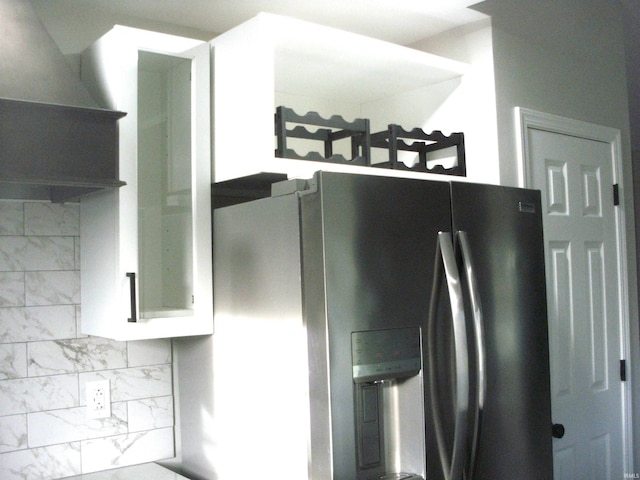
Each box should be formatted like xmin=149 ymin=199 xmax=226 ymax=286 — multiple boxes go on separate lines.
xmin=301 ymin=172 xmax=452 ymax=480
xmin=449 ymin=182 xmax=553 ymax=480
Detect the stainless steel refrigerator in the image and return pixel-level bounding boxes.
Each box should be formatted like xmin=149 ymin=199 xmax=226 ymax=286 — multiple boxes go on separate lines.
xmin=176 ymin=171 xmax=553 ymax=480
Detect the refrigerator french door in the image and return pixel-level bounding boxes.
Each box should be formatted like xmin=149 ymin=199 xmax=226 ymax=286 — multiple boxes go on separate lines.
xmin=176 ymin=171 xmax=553 ymax=480
xmin=426 ymin=182 xmax=553 ymax=480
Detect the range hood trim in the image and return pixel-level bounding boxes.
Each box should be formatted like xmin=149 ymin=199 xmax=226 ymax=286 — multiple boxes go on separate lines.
xmin=0 ymin=97 xmax=127 ymax=203
xmin=0 ymin=95 xmax=126 ymax=116
xmin=0 ymin=181 xmax=126 ymax=204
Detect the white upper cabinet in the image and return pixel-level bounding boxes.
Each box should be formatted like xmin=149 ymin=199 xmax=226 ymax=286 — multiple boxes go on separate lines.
xmin=80 ymin=26 xmax=212 ymax=340
xmin=210 ymin=13 xmax=478 ymax=183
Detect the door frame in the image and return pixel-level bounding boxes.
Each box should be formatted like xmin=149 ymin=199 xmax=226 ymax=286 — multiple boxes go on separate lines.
xmin=515 ymin=106 xmax=634 ymax=474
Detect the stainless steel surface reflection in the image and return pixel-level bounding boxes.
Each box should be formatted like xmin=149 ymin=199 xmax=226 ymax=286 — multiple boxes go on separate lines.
xmin=176 ymin=171 xmax=553 ymax=480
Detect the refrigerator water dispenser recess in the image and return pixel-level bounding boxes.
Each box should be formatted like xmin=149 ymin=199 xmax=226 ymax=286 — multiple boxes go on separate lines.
xmin=352 ymin=327 xmax=424 ymax=480
xmin=352 ymin=327 xmax=422 ymax=383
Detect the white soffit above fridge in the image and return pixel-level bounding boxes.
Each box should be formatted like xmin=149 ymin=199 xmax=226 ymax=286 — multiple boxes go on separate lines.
xmin=210 ymin=12 xmax=471 ymax=105
xmin=268 ymin=13 xmax=471 ymax=104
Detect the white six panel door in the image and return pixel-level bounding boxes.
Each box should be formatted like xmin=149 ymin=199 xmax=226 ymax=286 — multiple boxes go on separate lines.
xmin=528 ymin=128 xmax=624 ymax=480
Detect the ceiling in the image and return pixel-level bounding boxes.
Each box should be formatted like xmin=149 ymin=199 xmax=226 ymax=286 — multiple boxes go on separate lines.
xmin=32 ymin=0 xmax=487 ymax=54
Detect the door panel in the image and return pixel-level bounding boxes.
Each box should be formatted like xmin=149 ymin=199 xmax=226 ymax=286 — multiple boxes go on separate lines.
xmin=528 ymin=128 xmax=624 ymax=480
xmin=585 ymin=241 xmax=607 ymax=390
xmin=548 ymin=241 xmax=573 ymax=399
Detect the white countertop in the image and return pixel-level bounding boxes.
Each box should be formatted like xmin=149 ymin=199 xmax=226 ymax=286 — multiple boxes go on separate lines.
xmin=62 ymin=463 xmax=190 ymax=480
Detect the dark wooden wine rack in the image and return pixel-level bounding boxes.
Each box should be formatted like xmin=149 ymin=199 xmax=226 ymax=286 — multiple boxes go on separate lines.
xmin=370 ymin=124 xmax=466 ymax=176
xmin=274 ymin=106 xmax=466 ymax=176
xmin=274 ymin=106 xmax=370 ymax=166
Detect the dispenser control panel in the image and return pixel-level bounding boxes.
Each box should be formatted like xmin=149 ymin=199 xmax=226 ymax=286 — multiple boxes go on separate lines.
xmin=351 ymin=326 xmax=421 ymax=383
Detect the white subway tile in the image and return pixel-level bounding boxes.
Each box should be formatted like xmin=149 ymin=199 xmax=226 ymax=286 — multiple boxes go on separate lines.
xmin=80 ymin=365 xmax=172 ymax=404
xmin=127 ymin=396 xmax=174 ymax=432
xmin=24 ymin=202 xmax=80 ymax=236
xmin=0 ymin=343 xmax=27 ymax=380
xmin=28 ymin=403 xmax=127 ymax=448
xmin=28 ymin=337 xmax=127 ymax=376
xmin=0 ymin=201 xmax=24 ymax=236
xmin=25 ymin=236 xmax=76 ymax=271
xmin=127 ymin=339 xmax=172 ymax=367
xmin=0 ymin=414 xmax=27 ymax=453
xmin=0 ymin=237 xmax=26 ymax=271
xmin=0 ymin=305 xmax=76 ymax=343
xmin=25 ymin=270 xmax=80 ymax=306
xmin=0 ymin=374 xmax=78 ymax=416
xmin=0 ymin=442 xmax=81 ymax=479
xmin=81 ymin=428 xmax=174 ymax=474
xmin=0 ymin=236 xmax=75 ymax=272
xmin=0 ymin=272 xmax=24 ymax=307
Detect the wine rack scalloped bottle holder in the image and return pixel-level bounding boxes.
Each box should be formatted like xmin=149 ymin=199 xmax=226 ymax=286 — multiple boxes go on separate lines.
xmin=274 ymin=106 xmax=466 ymax=177
xmin=371 ymin=124 xmax=466 ymax=176
xmin=274 ymin=106 xmax=371 ymax=166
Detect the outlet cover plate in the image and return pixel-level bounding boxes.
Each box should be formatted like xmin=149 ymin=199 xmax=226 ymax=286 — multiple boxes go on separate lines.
xmin=86 ymin=379 xmax=111 ymax=419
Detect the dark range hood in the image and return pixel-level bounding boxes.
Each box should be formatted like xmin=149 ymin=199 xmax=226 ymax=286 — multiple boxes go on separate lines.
xmin=0 ymin=0 xmax=126 ymax=202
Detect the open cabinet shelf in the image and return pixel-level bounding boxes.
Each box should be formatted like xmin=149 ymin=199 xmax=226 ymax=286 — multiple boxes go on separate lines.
xmin=211 ymin=13 xmax=471 ymax=183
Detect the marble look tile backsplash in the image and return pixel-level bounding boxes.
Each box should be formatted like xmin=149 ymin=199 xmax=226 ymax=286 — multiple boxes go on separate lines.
xmin=0 ymin=201 xmax=175 ymax=479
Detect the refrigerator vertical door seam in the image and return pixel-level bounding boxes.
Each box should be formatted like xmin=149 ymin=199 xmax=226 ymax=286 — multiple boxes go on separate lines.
xmin=428 ymin=231 xmax=470 ymax=480
xmin=457 ymin=231 xmax=486 ymax=480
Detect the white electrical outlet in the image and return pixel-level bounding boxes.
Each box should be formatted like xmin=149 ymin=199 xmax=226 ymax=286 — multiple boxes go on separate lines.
xmin=86 ymin=379 xmax=111 ymax=419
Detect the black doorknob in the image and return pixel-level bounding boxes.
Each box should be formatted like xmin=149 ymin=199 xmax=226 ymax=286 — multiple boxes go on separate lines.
xmin=552 ymin=423 xmax=565 ymax=438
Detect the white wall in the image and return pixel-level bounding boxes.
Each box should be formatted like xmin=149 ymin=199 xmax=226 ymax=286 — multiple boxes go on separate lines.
xmin=411 ymin=18 xmax=499 ymax=184
xmin=474 ymin=0 xmax=639 ymax=470
xmin=475 ymin=0 xmax=632 ymax=186
xmin=622 ymin=3 xmax=640 ymax=154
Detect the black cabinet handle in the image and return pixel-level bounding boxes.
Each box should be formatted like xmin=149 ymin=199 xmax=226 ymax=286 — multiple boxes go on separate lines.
xmin=126 ymin=272 xmax=137 ymax=323
xmin=552 ymin=423 xmax=565 ymax=439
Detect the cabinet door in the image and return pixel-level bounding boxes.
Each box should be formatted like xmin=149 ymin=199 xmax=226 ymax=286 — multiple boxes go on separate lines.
xmin=137 ymin=50 xmax=195 ymax=320
xmin=81 ymin=29 xmax=212 ymax=340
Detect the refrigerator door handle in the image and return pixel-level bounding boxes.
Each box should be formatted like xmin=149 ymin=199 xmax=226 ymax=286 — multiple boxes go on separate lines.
xmin=428 ymin=231 xmax=470 ymax=480
xmin=457 ymin=231 xmax=486 ymax=480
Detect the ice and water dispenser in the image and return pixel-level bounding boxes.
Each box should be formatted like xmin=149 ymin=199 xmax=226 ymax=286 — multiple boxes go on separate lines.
xmin=351 ymin=327 xmax=425 ymax=480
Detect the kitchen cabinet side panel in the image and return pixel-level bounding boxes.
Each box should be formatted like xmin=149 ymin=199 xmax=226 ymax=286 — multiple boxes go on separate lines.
xmin=211 ymin=18 xmax=274 ymax=182
xmin=80 ymin=189 xmax=123 ymax=337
